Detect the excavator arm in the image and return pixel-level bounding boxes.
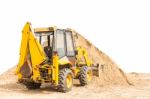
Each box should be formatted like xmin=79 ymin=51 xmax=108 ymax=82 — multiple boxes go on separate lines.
xmin=76 ymin=46 xmax=92 ymax=67
xmin=16 ymin=22 xmax=47 ymax=79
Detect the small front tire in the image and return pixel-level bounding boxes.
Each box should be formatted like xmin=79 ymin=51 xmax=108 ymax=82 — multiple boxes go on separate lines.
xmin=78 ymin=66 xmax=92 ymax=86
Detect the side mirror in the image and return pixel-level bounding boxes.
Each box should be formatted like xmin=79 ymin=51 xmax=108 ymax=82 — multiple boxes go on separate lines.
xmin=75 ymin=50 xmax=78 ymax=55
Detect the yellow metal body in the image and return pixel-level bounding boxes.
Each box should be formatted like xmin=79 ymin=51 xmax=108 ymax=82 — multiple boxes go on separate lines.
xmin=16 ymin=22 xmax=92 ymax=87
xmin=15 ymin=22 xmax=59 ymax=86
xmin=52 ymin=54 xmax=59 ymax=85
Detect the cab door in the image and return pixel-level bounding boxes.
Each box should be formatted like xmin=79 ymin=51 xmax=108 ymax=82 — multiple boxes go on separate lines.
xmin=55 ymin=29 xmax=66 ymax=58
xmin=55 ymin=29 xmax=76 ymax=66
xmin=65 ymin=30 xmax=76 ymax=66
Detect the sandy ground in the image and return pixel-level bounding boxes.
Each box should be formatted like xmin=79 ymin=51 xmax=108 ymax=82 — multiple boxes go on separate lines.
xmin=0 ymin=71 xmax=150 ymax=99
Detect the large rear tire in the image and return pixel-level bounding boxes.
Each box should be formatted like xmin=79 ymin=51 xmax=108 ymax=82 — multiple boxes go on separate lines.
xmin=78 ymin=66 xmax=92 ymax=86
xmin=23 ymin=81 xmax=41 ymax=89
xmin=58 ymin=68 xmax=73 ymax=92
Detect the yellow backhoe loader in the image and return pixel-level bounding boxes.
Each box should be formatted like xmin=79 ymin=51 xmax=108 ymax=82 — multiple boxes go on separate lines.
xmin=15 ymin=22 xmax=93 ymax=92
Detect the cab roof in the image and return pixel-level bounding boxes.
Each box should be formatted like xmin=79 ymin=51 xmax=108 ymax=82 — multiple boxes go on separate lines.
xmin=34 ymin=27 xmax=56 ymax=33
xmin=34 ymin=27 xmax=72 ymax=33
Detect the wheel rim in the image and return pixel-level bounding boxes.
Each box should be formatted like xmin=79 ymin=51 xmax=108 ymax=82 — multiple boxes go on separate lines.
xmin=66 ymin=74 xmax=72 ymax=88
xmin=87 ymin=70 xmax=92 ymax=82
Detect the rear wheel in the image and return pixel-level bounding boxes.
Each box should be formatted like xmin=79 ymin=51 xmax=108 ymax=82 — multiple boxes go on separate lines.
xmin=23 ymin=81 xmax=41 ymax=89
xmin=78 ymin=66 xmax=92 ymax=86
xmin=58 ymin=68 xmax=73 ymax=92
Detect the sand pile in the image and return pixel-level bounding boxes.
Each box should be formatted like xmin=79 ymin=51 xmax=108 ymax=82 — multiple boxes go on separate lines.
xmin=74 ymin=31 xmax=131 ymax=85
xmin=0 ymin=67 xmax=26 ymax=91
xmin=0 ymin=67 xmax=16 ymax=83
xmin=0 ymin=31 xmax=131 ymax=86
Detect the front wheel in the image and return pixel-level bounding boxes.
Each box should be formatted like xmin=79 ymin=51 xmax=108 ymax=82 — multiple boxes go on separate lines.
xmin=78 ymin=66 xmax=92 ymax=86
xmin=58 ymin=68 xmax=73 ymax=92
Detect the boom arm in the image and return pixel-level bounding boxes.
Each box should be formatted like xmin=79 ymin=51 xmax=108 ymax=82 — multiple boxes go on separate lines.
xmin=76 ymin=46 xmax=92 ymax=66
xmin=16 ymin=22 xmax=47 ymax=75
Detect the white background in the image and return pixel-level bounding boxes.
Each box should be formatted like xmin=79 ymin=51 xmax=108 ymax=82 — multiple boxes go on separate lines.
xmin=0 ymin=0 xmax=150 ymax=74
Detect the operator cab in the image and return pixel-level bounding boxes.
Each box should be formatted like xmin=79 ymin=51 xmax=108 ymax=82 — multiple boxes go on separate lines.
xmin=35 ymin=31 xmax=54 ymax=60
xmin=34 ymin=27 xmax=76 ymax=62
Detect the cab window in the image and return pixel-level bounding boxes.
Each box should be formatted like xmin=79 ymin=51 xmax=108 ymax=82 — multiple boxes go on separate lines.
xmin=66 ymin=31 xmax=75 ymax=56
xmin=56 ymin=30 xmax=66 ymax=58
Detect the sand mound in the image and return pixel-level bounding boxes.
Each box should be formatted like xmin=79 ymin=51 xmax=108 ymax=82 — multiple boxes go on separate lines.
xmin=0 ymin=67 xmax=18 ymax=85
xmin=0 ymin=31 xmax=131 ymax=86
xmin=74 ymin=31 xmax=131 ymax=85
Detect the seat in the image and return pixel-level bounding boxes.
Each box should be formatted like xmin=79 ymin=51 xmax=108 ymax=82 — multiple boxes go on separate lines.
xmin=44 ymin=46 xmax=52 ymax=59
